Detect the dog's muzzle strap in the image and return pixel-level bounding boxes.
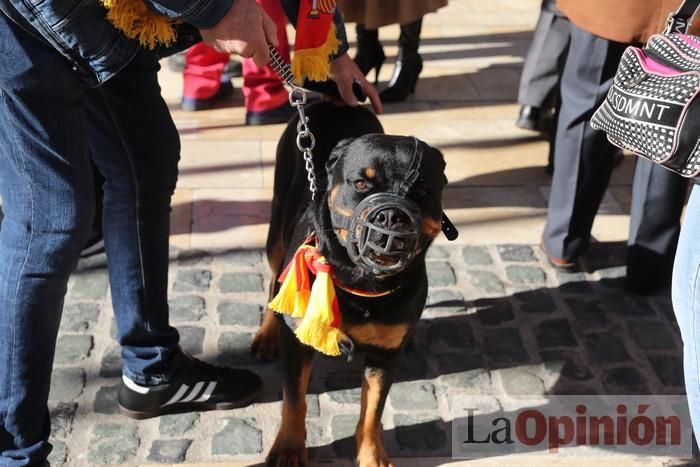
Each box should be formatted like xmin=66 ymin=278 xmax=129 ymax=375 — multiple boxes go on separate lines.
xmin=441 ymin=213 xmax=458 ymax=241
xmin=330 ymin=138 xmax=459 ymax=273
xmin=397 ymin=138 xmax=423 ymax=197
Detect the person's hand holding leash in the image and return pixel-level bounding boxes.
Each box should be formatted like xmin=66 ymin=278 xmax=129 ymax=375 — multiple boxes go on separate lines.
xmin=331 ymin=53 xmax=383 ymax=114
xmin=200 ymin=0 xmax=278 ymax=67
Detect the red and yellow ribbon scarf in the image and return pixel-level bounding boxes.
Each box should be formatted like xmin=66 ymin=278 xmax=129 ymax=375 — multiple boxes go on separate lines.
xmin=268 ymin=239 xmax=393 ymax=356
xmin=100 ymin=0 xmax=340 ymax=82
xmin=268 ymin=243 xmax=343 ymax=356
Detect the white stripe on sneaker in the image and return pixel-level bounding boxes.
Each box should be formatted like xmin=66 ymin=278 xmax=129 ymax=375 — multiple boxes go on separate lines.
xmin=180 ymin=381 xmax=205 ymax=403
xmin=163 ymin=384 xmax=189 ymax=406
xmin=122 ymin=375 xmax=150 ymax=395
xmin=194 ymin=381 xmax=217 ymax=402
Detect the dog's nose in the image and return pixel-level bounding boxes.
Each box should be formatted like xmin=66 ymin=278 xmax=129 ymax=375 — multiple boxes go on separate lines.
xmin=375 ymin=208 xmax=410 ymax=230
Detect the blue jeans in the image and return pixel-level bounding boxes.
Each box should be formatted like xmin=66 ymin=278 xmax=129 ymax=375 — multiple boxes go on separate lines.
xmin=0 ymin=13 xmax=180 ymax=465
xmin=673 ymin=185 xmax=700 ymax=445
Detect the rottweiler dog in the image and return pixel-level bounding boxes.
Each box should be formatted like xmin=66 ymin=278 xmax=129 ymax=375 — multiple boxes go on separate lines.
xmin=252 ymin=101 xmax=450 ymax=467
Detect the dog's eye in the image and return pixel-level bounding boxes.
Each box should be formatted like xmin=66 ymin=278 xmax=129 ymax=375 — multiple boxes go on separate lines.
xmin=353 ymin=179 xmax=369 ymax=191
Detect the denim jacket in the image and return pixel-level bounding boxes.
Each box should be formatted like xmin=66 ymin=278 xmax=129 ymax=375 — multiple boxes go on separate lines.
xmin=0 ymin=0 xmax=347 ymax=87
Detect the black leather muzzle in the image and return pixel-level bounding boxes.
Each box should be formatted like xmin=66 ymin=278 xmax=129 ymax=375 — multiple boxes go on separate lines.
xmin=331 ymin=138 xmax=425 ymax=275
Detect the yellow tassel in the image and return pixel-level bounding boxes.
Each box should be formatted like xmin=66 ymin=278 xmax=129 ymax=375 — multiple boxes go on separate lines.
xmin=291 ymin=290 xmax=310 ymax=319
xmin=268 ymin=244 xmax=343 ymax=356
xmin=295 ymin=319 xmax=342 ymax=357
xmin=269 ymin=245 xmax=314 ymax=318
xmin=293 ymin=270 xmax=341 ymax=356
xmin=268 ymin=284 xmax=310 ymax=319
xmin=306 ymin=271 xmax=337 ymax=325
xmin=268 ymin=252 xmax=310 ymax=318
xmin=100 ymin=0 xmax=177 ymax=49
xmin=291 ymin=25 xmax=341 ymax=83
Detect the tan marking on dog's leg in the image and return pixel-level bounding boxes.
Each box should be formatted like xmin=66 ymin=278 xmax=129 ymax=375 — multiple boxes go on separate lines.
xmin=252 ymin=273 xmax=282 ymax=361
xmin=355 ymin=368 xmax=394 ymax=467
xmin=254 ymin=237 xmax=286 ymax=361
xmin=268 ymin=356 xmax=313 ymax=467
xmin=346 ymin=323 xmax=408 ymax=350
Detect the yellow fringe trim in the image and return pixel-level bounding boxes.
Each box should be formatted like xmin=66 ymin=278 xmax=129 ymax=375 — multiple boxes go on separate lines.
xmin=268 ymin=280 xmax=310 ymax=320
xmin=295 ymin=319 xmax=342 ymax=357
xmin=100 ymin=0 xmax=177 ymax=49
xmin=268 ymin=244 xmax=343 ymax=357
xmin=291 ymin=25 xmax=341 ymax=83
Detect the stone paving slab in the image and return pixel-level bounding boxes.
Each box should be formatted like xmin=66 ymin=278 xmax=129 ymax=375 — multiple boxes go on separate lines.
xmin=50 ymin=241 xmax=689 ymax=466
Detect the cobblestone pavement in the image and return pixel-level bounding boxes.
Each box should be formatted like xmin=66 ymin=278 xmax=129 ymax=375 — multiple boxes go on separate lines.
xmin=49 ymin=242 xmax=688 ymax=466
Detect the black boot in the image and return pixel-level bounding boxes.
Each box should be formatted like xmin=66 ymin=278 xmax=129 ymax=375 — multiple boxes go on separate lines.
xmin=354 ymin=24 xmax=385 ymax=84
xmin=380 ymin=18 xmax=423 ymax=103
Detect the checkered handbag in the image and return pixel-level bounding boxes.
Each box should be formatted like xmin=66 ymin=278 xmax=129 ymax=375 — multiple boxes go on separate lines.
xmin=591 ymin=0 xmax=700 ymax=178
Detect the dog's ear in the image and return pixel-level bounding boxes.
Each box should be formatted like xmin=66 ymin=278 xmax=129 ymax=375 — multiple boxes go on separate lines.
xmin=436 ymin=148 xmax=447 ymax=184
xmin=326 ymin=137 xmax=354 ymax=173
xmin=429 ymin=145 xmax=446 ymax=166
xmin=422 ymin=143 xmax=447 ymax=186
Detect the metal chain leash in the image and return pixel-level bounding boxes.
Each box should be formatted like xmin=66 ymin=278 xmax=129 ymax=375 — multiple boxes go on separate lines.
xmin=268 ymin=46 xmax=318 ymax=199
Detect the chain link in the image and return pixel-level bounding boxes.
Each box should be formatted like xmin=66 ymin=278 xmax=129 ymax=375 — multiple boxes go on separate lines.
xmin=268 ymin=46 xmax=318 ymax=200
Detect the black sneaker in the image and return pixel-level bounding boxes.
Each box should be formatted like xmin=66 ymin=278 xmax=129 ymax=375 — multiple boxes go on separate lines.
xmin=117 ymin=351 xmax=262 ymax=419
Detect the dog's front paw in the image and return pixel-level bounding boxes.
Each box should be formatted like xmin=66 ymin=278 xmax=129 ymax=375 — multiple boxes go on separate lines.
xmin=356 ymin=430 xmax=393 ymax=467
xmin=356 ymin=447 xmax=394 ymax=467
xmin=251 ymin=327 xmax=278 ymax=361
xmin=266 ymin=440 xmax=308 ymax=467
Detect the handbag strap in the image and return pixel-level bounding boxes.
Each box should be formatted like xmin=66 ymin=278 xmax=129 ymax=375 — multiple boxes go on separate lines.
xmin=666 ymin=0 xmax=700 ymax=34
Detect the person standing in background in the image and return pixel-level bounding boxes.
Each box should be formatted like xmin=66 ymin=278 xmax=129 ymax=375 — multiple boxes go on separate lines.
xmin=515 ymin=0 xmax=570 ymax=138
xmin=180 ymin=42 xmax=239 ymax=111
xmin=180 ymin=0 xmax=296 ymax=125
xmin=338 ymin=0 xmax=447 ymax=102
xmin=241 ymin=0 xmax=295 ymax=125
xmin=541 ymin=0 xmax=690 ymax=296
